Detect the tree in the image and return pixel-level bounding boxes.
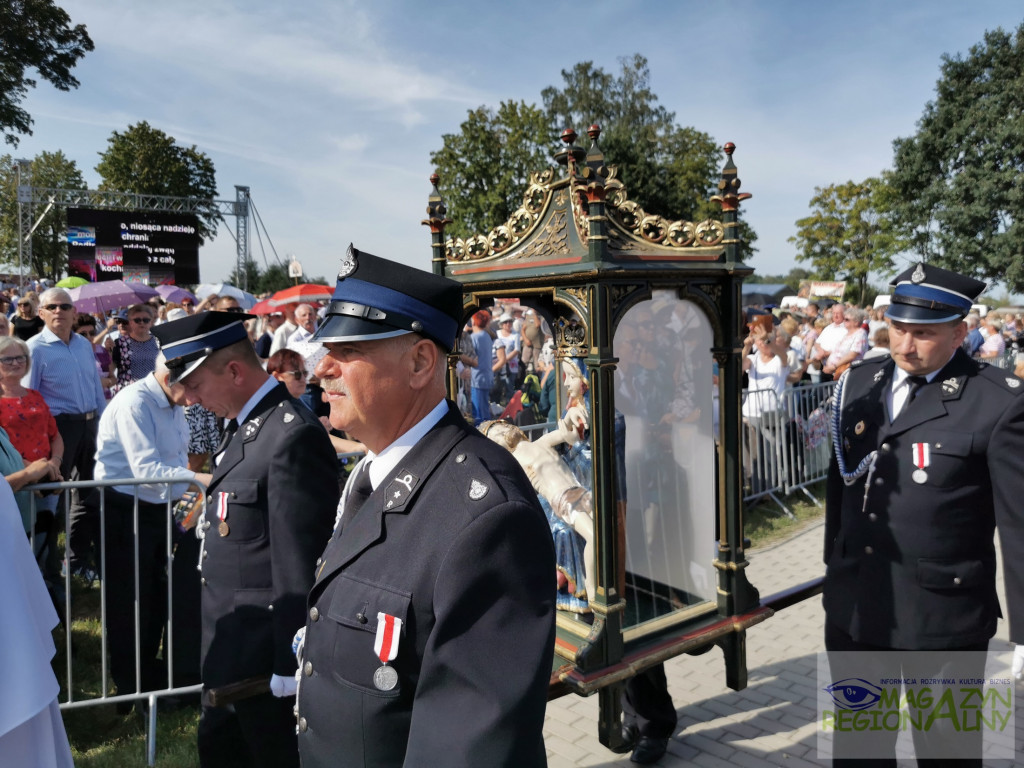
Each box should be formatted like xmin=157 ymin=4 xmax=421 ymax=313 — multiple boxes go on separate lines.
xmin=0 ymin=150 xmax=85 ymax=279
xmin=226 ymin=260 xmax=304 ymax=295
xmin=430 ymin=102 xmax=554 ymax=239
xmin=789 ymin=178 xmax=904 ymax=305
xmin=0 ymin=0 xmax=93 ymax=146
xmin=887 ymin=24 xmax=1024 ymax=291
xmin=430 ymin=55 xmax=756 ymax=258
xmin=95 ymin=121 xmax=220 ymax=243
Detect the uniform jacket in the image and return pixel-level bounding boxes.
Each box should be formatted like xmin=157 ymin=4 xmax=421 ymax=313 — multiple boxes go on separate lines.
xmin=824 ymin=349 xmax=1024 ymax=649
xmin=200 ymin=383 xmax=339 ymax=688
xmin=297 ymin=403 xmax=556 ymax=768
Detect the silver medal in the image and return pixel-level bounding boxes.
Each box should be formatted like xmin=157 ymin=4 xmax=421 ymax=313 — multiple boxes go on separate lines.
xmin=373 ymin=664 xmax=399 ymax=691
xmin=912 ymin=469 xmax=928 ymax=484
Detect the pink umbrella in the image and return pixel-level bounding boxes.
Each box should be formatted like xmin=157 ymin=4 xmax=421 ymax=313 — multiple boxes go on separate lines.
xmin=68 ymin=280 xmax=157 ymax=315
xmin=155 ymin=285 xmax=197 ymax=304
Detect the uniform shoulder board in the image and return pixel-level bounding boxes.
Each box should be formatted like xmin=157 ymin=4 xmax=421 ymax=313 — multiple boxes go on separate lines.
xmin=974 ymin=363 xmax=1024 ymax=395
xmin=277 ymin=398 xmax=312 ymax=425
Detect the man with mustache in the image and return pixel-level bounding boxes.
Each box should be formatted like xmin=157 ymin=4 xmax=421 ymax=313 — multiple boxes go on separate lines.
xmin=152 ymin=311 xmax=339 ymax=768
xmin=295 ymin=245 xmax=555 ymax=767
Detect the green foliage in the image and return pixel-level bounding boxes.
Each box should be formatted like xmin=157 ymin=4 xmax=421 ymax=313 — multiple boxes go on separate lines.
xmin=430 ymin=101 xmax=554 ymax=239
xmin=746 ymin=267 xmax=812 ymax=286
xmin=0 ymin=0 xmax=93 ymax=146
xmin=95 ymin=121 xmax=220 ymax=243
xmin=0 ymin=150 xmax=85 ymax=278
xmin=887 ymin=24 xmax=1024 ymax=290
xmin=226 ymin=260 xmax=294 ymax=295
xmin=430 ymin=55 xmax=756 ymax=258
xmin=789 ymin=178 xmax=904 ymax=305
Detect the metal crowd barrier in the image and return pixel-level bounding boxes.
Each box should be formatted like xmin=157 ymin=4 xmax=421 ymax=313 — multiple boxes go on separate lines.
xmin=25 ymin=476 xmax=208 ymax=767
xmin=741 ymin=380 xmax=837 ymax=516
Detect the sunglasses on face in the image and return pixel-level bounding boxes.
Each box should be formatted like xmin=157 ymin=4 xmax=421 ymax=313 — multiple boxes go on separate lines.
xmin=221 ymin=307 xmax=244 ymax=313
xmin=42 ymin=303 xmax=74 ymax=312
xmin=284 ymin=370 xmax=304 ymax=381
xmin=131 ymin=317 xmax=152 ymax=325
xmin=0 ymin=355 xmax=27 ymax=366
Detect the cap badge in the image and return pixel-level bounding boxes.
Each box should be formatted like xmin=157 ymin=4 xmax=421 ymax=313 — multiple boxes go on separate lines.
xmin=1007 ymin=377 xmax=1021 ymax=389
xmin=338 ymin=243 xmax=358 ymax=278
xmin=469 ymin=479 xmax=489 ymax=500
xmin=911 ymin=264 xmax=926 ymax=284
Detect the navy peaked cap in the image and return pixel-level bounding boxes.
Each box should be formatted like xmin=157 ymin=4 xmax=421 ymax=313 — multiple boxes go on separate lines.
xmin=151 ymin=310 xmax=255 ymax=383
xmin=885 ymin=263 xmax=986 ymax=324
xmin=312 ymin=244 xmax=464 ymax=349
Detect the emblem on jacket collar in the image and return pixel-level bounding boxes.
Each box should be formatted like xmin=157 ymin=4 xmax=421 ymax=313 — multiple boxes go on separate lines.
xmin=243 ymin=417 xmax=262 ymax=439
xmin=941 ymin=377 xmax=960 ymax=395
xmin=1008 ymin=377 xmax=1021 ymax=389
xmin=283 ymin=412 xmax=295 ymax=423
xmin=873 ymin=369 xmax=885 ymax=383
xmin=384 ymin=470 xmax=419 ymax=511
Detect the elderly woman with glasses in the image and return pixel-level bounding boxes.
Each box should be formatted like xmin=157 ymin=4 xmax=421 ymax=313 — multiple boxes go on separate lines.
xmin=266 ymin=348 xmax=364 ymax=457
xmin=0 ymin=336 xmax=63 ymax=533
xmin=111 ymin=303 xmax=159 ymax=394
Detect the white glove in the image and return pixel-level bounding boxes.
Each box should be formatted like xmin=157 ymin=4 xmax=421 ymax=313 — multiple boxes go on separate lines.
xmin=292 ymin=626 xmax=306 ymax=662
xmin=1012 ymin=644 xmax=1024 ymax=681
xmin=270 ymin=672 xmax=298 ymax=697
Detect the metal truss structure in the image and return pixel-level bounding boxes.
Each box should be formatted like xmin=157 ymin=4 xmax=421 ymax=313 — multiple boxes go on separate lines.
xmin=15 ymin=171 xmax=251 ymax=289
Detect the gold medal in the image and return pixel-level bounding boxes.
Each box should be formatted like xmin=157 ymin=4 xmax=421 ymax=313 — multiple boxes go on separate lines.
xmin=218 ymin=520 xmax=230 ymax=537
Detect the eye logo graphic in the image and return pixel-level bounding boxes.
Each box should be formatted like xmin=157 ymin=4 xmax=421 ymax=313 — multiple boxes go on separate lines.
xmin=823 ymin=678 xmax=883 ymax=711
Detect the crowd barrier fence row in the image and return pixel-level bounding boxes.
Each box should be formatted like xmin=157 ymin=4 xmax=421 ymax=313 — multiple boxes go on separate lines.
xmin=27 ymin=477 xmax=208 ymax=766
xmin=741 ymin=380 xmax=838 ymax=516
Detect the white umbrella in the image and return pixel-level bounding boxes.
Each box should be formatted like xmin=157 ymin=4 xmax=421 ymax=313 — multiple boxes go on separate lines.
xmin=194 ymin=282 xmax=257 ymax=309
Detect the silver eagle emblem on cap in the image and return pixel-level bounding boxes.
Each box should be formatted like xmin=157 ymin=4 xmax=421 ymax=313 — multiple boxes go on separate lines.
xmin=338 ymin=243 xmax=358 ymax=278
xmin=911 ymin=264 xmax=926 ymax=284
xmin=469 ymin=479 xmax=488 ymax=500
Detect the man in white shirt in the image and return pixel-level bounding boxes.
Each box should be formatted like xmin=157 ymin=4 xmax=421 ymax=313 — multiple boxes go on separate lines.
xmin=90 ymin=354 xmax=210 ymax=706
xmin=286 ymin=303 xmax=317 ymax=346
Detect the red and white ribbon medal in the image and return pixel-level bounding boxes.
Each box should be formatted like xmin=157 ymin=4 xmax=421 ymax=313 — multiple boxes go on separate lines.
xmin=372 ymin=612 xmax=402 ymax=691
xmin=911 ymin=442 xmax=930 ymax=484
xmin=217 ymin=491 xmax=230 ymax=536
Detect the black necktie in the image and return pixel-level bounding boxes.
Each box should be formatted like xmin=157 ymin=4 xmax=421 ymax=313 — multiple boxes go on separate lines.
xmin=215 ymin=419 xmax=238 ymax=455
xmin=899 ymin=376 xmax=927 ymax=417
xmin=344 ymin=462 xmax=373 ymax=518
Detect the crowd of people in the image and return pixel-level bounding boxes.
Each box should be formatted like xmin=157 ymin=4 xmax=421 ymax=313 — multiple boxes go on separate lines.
xmin=0 ymin=277 xmax=374 ymax=766
xmin=5 ymin=260 xmax=1024 ymax=767
xmin=457 ymin=304 xmax=557 ymax=427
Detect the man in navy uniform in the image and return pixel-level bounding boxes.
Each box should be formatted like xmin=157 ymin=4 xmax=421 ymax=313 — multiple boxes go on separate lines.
xmin=295 ymin=245 xmax=555 ymax=767
xmin=824 ymin=263 xmax=1024 ymax=766
xmin=152 ymin=312 xmax=339 ymax=768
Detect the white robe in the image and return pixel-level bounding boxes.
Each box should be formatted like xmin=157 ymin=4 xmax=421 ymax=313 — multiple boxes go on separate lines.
xmin=0 ymin=477 xmax=73 ymax=767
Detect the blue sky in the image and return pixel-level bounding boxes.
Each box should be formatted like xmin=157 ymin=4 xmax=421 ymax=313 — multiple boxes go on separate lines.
xmin=11 ymin=0 xmax=1024 ymax=291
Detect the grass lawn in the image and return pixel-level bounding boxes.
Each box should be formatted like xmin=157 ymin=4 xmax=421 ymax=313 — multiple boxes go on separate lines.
xmin=745 ymin=481 xmax=826 ymax=550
